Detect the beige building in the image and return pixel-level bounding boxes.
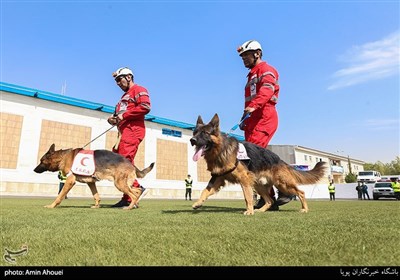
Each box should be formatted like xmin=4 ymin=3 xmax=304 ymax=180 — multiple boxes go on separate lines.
xmin=268 ymin=145 xmax=364 ymax=184
xmin=0 ymin=82 xmax=364 ymax=200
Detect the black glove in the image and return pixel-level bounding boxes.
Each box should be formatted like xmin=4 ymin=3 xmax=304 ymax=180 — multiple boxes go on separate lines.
xmin=239 ymin=112 xmax=250 ymax=130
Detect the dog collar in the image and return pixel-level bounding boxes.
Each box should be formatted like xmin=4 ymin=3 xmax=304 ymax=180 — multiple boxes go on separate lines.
xmin=210 ymin=159 xmax=239 ymax=178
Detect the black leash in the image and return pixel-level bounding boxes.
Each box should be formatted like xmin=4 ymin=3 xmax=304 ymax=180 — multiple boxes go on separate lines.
xmin=82 ymin=125 xmax=116 ymax=149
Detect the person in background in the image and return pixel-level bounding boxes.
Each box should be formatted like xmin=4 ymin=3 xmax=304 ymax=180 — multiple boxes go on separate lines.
xmin=356 ymin=181 xmax=363 ymax=200
xmin=391 ymin=178 xmax=400 ymax=200
xmin=328 ymin=180 xmax=335 ymax=201
xmin=185 ymin=174 xmax=193 ymax=201
xmin=237 ymin=39 xmax=295 ymax=211
xmin=361 ymin=182 xmax=370 ymax=200
xmin=58 ymin=170 xmax=68 ymax=199
xmin=108 ymin=66 xmax=151 ymax=208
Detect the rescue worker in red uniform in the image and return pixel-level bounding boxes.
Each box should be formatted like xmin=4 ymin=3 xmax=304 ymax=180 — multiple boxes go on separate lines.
xmin=108 ymin=67 xmax=151 ymax=208
xmin=237 ymin=40 xmax=294 ymax=210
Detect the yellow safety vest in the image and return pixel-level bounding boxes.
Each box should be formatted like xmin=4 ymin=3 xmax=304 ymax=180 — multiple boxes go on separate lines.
xmin=58 ymin=171 xmax=67 ymax=183
xmin=328 ymin=184 xmax=335 ymax=193
xmin=185 ymin=179 xmax=193 ymax=189
xmin=392 ymin=182 xmax=400 ymax=193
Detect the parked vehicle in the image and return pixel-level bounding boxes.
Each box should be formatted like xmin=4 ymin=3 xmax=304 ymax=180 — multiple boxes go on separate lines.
xmin=381 ymin=175 xmax=400 ymax=181
xmin=372 ymin=180 xmax=395 ymax=200
xmin=357 ymin=170 xmax=381 ymax=183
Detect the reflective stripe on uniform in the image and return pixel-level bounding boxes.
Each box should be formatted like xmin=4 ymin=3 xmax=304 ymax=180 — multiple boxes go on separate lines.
xmin=262 ymin=83 xmax=275 ymax=92
xmin=244 ymin=70 xmax=279 ymax=103
xmin=129 ymin=92 xmax=149 ymax=104
xmin=260 ymin=71 xmax=278 ymax=84
xmin=245 ymin=93 xmax=278 ymax=103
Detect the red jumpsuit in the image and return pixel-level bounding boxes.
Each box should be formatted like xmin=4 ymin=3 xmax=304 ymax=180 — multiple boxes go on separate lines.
xmin=113 ymin=84 xmax=151 ymax=200
xmin=242 ymin=61 xmax=279 ymax=199
xmin=242 ymin=61 xmax=279 ymax=146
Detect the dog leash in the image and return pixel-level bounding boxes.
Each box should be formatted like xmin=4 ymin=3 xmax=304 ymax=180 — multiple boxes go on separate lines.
xmin=228 ymin=113 xmax=251 ymax=135
xmin=82 ymin=125 xmax=116 ymax=149
xmin=81 ymin=110 xmax=126 ymax=149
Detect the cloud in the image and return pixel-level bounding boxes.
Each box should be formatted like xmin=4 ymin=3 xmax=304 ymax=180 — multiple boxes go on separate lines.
xmin=328 ymin=31 xmax=400 ymax=90
xmin=364 ymin=118 xmax=400 ymax=130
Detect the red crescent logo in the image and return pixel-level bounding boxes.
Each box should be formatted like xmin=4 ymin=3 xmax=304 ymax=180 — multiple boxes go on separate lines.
xmin=80 ymin=157 xmax=89 ymax=166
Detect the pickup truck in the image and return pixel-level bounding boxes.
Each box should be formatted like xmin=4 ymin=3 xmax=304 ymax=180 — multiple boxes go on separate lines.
xmin=372 ymin=180 xmax=395 ymax=200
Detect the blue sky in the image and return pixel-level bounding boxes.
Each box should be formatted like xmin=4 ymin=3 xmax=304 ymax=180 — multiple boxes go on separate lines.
xmin=1 ymin=0 xmax=399 ymax=164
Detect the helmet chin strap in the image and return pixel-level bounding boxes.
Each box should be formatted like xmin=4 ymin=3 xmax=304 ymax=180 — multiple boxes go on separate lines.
xmin=249 ymin=54 xmax=258 ymax=68
xmin=122 ymin=75 xmax=132 ymax=86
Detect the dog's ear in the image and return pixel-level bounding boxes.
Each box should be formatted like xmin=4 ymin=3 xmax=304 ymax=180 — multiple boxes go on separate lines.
xmin=49 ymin=144 xmax=55 ymax=153
xmin=196 ymin=115 xmax=204 ymax=126
xmin=210 ymin=113 xmax=219 ymax=127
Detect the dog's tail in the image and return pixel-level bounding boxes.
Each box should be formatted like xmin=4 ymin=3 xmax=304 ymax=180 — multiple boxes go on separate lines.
xmin=288 ymin=161 xmax=327 ymax=185
xmin=135 ymin=162 xmax=155 ymax=178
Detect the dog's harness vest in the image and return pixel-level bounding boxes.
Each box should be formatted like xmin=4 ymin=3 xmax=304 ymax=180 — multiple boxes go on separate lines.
xmin=70 ymin=150 xmax=96 ymax=176
xmin=237 ymin=142 xmax=250 ymax=160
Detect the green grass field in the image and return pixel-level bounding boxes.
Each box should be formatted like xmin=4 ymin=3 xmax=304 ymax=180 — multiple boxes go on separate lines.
xmin=1 ymin=197 xmax=399 ymax=266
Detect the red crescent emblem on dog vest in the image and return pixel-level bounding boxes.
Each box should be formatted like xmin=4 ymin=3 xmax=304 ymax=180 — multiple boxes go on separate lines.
xmin=71 ymin=150 xmax=95 ymax=176
xmin=80 ymin=157 xmax=89 ymax=166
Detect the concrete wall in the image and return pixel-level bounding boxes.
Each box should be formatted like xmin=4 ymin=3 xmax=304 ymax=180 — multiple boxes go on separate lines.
xmin=1 ymin=181 xmax=368 ymax=201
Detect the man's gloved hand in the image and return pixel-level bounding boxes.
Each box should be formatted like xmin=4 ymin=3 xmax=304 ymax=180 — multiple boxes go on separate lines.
xmin=107 ymin=115 xmax=119 ymax=125
xmin=239 ymin=112 xmax=251 ymax=130
xmin=239 ymin=119 xmax=246 ymax=130
xmin=108 ymin=110 xmax=126 ymax=125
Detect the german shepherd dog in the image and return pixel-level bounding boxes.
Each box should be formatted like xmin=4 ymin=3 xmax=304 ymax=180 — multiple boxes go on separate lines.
xmin=190 ymin=114 xmax=327 ymax=215
xmin=34 ymin=144 xmax=154 ymax=210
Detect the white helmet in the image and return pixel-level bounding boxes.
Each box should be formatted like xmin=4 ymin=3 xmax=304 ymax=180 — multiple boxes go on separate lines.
xmin=112 ymin=67 xmax=133 ymax=79
xmin=237 ymin=40 xmax=262 ymax=55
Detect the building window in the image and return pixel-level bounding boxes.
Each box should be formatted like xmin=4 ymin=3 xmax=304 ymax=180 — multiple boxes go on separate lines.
xmin=304 ymin=155 xmax=307 ymax=161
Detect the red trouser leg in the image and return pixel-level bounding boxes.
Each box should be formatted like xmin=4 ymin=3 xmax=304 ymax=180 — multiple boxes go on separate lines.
xmin=115 ymin=134 xmax=143 ymax=201
xmin=244 ymin=109 xmax=278 ymax=149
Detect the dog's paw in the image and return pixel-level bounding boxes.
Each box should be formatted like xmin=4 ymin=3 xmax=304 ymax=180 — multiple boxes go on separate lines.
xmin=44 ymin=205 xmax=55 ymax=208
xmin=255 ymin=206 xmax=269 ymax=212
xmin=299 ymin=209 xmax=308 ymax=213
xmin=243 ymin=210 xmax=254 ymax=215
xmin=91 ymin=205 xmax=100 ymax=209
xmin=192 ymin=203 xmax=202 ymax=209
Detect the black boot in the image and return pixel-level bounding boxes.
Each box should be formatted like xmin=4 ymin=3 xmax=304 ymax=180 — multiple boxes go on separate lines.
xmin=275 ymin=191 xmax=295 ymax=206
xmin=268 ymin=197 xmax=279 ymax=211
xmin=254 ymin=197 xmax=280 ymax=211
xmin=254 ymin=197 xmax=265 ymax=209
xmin=111 ymin=199 xmax=130 ymax=208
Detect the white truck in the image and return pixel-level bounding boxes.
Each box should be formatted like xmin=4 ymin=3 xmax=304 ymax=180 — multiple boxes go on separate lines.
xmin=357 ymin=170 xmax=381 ymax=183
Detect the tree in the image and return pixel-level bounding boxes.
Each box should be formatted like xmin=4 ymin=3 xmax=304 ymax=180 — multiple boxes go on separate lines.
xmin=345 ymin=172 xmax=357 ymax=183
xmin=363 ymin=156 xmax=400 ymax=175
